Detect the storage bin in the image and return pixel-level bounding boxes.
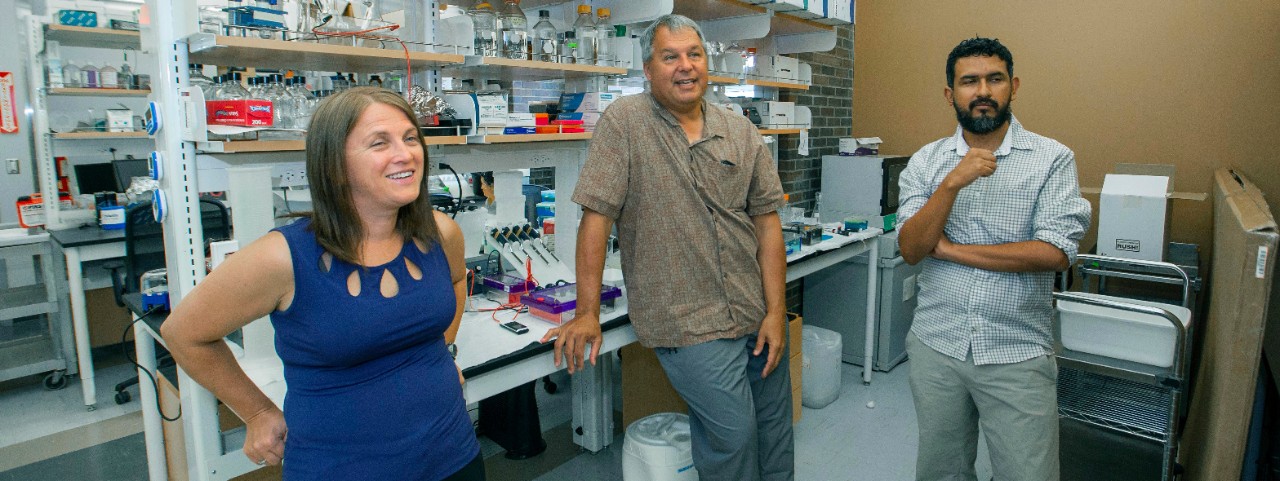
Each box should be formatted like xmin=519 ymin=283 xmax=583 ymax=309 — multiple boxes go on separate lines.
xmin=1058 ymin=292 xmax=1191 ymax=368
xmin=622 ymin=413 xmax=699 ymax=481
xmin=801 ymin=325 xmax=842 ymax=408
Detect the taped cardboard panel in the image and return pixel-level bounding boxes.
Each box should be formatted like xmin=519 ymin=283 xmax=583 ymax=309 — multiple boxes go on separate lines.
xmin=1181 ymin=169 xmax=1278 ymax=481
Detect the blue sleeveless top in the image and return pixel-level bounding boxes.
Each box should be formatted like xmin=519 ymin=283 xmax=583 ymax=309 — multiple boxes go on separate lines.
xmin=270 ymin=218 xmax=478 ymax=480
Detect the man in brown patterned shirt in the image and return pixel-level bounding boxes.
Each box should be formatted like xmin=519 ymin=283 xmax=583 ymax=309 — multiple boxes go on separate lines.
xmin=539 ymin=14 xmax=793 ymax=481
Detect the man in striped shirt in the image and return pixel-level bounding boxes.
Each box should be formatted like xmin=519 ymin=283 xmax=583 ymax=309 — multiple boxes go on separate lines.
xmin=896 ymin=37 xmax=1091 ymax=481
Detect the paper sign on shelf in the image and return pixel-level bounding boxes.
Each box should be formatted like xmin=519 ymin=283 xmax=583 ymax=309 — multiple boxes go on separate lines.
xmin=0 ymin=72 xmax=17 ymax=134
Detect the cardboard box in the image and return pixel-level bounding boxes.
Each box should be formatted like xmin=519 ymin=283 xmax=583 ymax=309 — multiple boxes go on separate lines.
xmin=1097 ymin=174 xmax=1170 ymax=261
xmin=757 ymin=55 xmax=800 ymax=81
xmin=87 ymin=287 xmax=132 ymax=348
xmin=746 ymin=101 xmax=795 ymax=129
xmin=206 ymin=100 xmax=273 ymax=127
xmin=159 ymin=371 xmax=284 ymax=481
xmin=791 ymin=385 xmax=803 ymax=423
xmin=816 ymin=0 xmax=854 ymax=25
xmin=107 ymin=109 xmax=133 ymax=132
xmin=621 ymin=343 xmax=688 ymax=427
xmin=1181 ymin=169 xmax=1278 ymax=481
xmin=788 ymin=312 xmax=803 ymax=358
xmin=559 ymin=92 xmax=616 ymax=113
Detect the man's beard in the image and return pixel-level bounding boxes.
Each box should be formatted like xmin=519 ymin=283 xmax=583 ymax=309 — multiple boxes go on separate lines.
xmin=954 ymin=98 xmax=1011 ymax=135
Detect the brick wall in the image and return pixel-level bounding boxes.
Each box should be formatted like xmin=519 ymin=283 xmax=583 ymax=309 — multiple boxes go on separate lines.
xmin=780 ymin=25 xmax=855 ymax=313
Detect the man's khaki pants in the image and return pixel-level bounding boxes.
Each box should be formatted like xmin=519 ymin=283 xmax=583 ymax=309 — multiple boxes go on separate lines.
xmin=907 ymin=332 xmax=1060 ymax=481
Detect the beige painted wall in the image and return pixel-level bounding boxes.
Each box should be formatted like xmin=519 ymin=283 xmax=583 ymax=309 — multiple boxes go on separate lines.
xmin=852 ymin=1 xmax=1280 ymax=254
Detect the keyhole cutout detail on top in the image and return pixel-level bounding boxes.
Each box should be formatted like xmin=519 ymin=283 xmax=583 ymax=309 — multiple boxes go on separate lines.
xmin=320 ymin=252 xmax=333 ymax=273
xmin=346 ymin=270 xmax=361 ymax=297
xmin=380 ymin=269 xmax=399 ymax=298
xmin=405 ymin=258 xmax=422 ymax=280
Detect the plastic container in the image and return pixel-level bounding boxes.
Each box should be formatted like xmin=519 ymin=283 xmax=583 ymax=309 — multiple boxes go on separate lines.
xmin=622 ymin=413 xmax=699 ymax=481
xmin=1058 ymin=292 xmax=1191 ymax=368
xmin=801 ymin=325 xmax=842 ymax=408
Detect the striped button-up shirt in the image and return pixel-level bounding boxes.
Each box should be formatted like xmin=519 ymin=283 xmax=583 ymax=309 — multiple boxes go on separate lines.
xmin=896 ymin=117 xmax=1091 ymax=365
xmin=572 ymin=93 xmax=786 ymax=348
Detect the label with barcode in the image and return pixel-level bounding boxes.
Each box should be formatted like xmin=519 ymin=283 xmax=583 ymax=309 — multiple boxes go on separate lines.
xmin=1258 ymin=246 xmax=1270 ymax=279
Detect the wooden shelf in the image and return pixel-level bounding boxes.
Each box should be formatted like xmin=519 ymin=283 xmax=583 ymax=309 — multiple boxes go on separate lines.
xmin=771 ymin=11 xmax=836 ymax=36
xmin=445 ymin=56 xmax=629 ymax=81
xmin=197 ymin=139 xmax=305 ymax=153
xmin=469 ymin=132 xmax=592 ymax=144
xmin=708 ymin=74 xmax=742 ymax=85
xmin=744 ymin=78 xmax=810 ymax=90
xmin=48 ymin=88 xmax=151 ymax=97
xmin=674 ymin=0 xmax=767 ymax=23
xmin=44 ymin=24 xmax=140 ymax=50
xmin=187 ymin=34 xmax=464 ymax=74
xmin=424 ymin=135 xmax=469 ymax=146
xmin=196 ymin=135 xmax=468 ymax=153
xmin=52 ymin=131 xmax=149 ymax=140
xmin=758 ymin=128 xmax=803 ymax=135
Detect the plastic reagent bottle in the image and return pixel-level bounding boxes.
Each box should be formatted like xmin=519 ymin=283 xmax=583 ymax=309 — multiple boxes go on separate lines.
xmin=573 ymin=4 xmax=596 ymax=64
xmin=468 ymin=2 xmax=499 ymax=57
xmin=533 ymin=10 xmax=557 ymax=63
xmin=595 ymin=8 xmax=614 ymax=66
xmin=498 ymin=0 xmax=529 ymax=60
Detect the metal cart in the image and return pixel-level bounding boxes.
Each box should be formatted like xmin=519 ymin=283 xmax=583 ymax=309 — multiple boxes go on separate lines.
xmin=1056 ymin=254 xmax=1192 ymax=481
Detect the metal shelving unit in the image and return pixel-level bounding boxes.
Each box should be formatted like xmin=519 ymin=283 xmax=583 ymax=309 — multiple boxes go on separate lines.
xmin=27 ymin=19 xmax=151 ymax=230
xmin=0 ymin=232 xmax=74 ymax=390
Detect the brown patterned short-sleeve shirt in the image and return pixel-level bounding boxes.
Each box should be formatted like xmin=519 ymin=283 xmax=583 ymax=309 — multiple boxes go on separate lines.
xmin=572 ymin=93 xmax=786 ymax=348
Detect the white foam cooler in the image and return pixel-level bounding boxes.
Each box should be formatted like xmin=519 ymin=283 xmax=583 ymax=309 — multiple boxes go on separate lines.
xmin=1057 ymin=293 xmax=1192 ymax=368
xmin=622 ymin=413 xmax=699 ymax=481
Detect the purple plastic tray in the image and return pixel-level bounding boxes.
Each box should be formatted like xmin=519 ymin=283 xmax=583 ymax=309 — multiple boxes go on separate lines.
xmin=521 ymin=283 xmax=623 ymax=314
xmin=482 ymin=274 xmax=535 ymax=294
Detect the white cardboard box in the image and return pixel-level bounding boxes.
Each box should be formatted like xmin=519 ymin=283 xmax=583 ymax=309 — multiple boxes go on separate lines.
xmin=1097 ymin=174 xmax=1170 ymax=261
xmin=757 ymin=55 xmax=800 ymax=81
xmin=746 ymin=101 xmax=795 ymax=129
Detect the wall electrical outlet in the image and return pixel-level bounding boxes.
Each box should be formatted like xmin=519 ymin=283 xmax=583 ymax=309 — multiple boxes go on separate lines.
xmin=5 ymin=158 xmax=18 ymax=175
xmin=274 ymin=162 xmax=308 ymax=188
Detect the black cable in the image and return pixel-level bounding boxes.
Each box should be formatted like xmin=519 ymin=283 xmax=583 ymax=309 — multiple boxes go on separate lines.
xmin=438 ymin=162 xmax=463 ymax=219
xmin=484 ymin=248 xmax=501 ymax=276
xmin=280 ymin=187 xmax=292 ymax=214
xmin=121 ymin=307 xmax=181 ymax=422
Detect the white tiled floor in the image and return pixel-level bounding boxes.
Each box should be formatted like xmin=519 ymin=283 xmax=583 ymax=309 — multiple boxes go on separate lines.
xmin=1 ymin=358 xmax=998 ymax=480
xmin=1 ymin=362 xmax=141 ymax=450
xmin=531 ymin=361 xmax=994 ymax=481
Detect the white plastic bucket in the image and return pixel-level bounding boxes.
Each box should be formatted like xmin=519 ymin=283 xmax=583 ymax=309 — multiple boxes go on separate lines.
xmin=801 ymin=325 xmax=842 ymax=409
xmin=622 ymin=412 xmax=699 ymax=481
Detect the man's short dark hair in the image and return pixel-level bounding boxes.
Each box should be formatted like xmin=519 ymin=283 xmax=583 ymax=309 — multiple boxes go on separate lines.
xmin=946 ymin=37 xmax=1013 ymax=88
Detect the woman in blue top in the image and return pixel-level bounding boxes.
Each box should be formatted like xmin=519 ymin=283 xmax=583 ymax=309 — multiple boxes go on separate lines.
xmin=163 ymin=87 xmax=484 ymax=480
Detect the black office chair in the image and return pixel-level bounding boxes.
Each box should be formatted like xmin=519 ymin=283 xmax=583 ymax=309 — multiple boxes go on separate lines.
xmin=105 ymin=197 xmax=231 ymax=404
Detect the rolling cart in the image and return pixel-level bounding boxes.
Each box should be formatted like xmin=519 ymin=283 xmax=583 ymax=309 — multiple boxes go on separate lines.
xmin=1055 ymin=254 xmax=1192 ymax=481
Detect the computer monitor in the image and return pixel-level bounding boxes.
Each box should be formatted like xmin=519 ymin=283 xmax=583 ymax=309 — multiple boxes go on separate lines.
xmin=73 ymin=163 xmax=119 ymax=195
xmin=113 ymin=158 xmax=150 ymax=192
